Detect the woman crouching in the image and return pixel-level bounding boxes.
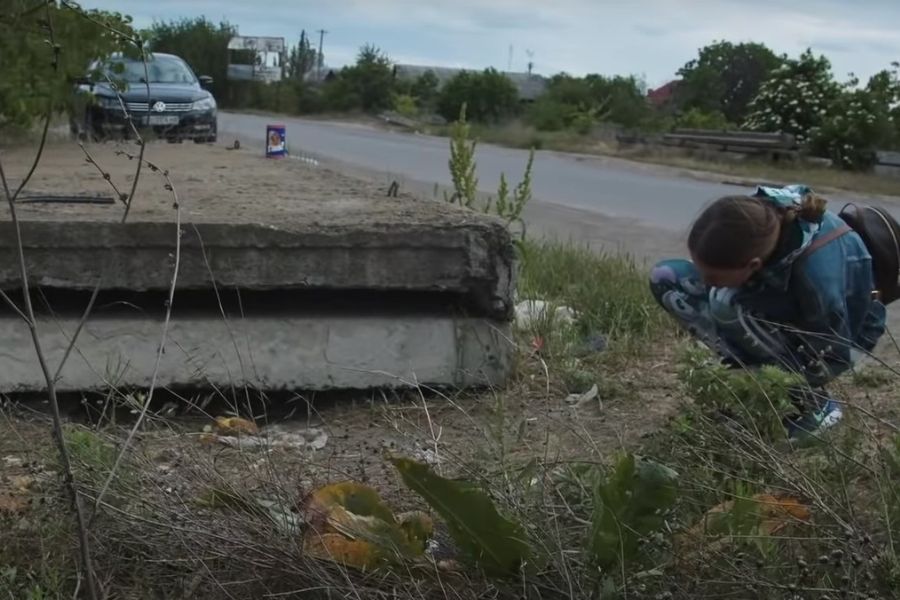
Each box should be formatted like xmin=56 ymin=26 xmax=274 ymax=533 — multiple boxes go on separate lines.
xmin=650 ymin=185 xmax=886 ymax=439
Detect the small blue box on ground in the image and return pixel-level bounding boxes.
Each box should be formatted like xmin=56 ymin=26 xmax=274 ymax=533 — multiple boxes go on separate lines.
xmin=266 ymin=124 xmax=286 ymax=158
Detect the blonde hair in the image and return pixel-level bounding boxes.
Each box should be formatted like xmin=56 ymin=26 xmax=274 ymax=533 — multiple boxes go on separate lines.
xmin=787 ymin=192 xmax=828 ymax=225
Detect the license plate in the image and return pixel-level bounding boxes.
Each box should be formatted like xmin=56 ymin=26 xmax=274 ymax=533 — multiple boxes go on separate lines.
xmin=144 ymin=115 xmax=180 ymax=126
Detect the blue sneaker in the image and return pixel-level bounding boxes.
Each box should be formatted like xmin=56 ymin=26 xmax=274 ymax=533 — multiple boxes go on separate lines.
xmin=786 ymin=397 xmax=844 ymax=440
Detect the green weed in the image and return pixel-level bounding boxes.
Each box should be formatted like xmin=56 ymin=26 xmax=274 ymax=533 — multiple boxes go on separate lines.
xmin=678 ymin=343 xmax=801 ymax=440
xmin=518 ymin=240 xmax=666 ymax=345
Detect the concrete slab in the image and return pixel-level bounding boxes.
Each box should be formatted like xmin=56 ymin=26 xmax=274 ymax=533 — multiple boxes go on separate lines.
xmin=0 ymin=314 xmax=511 ymax=393
xmin=0 ymin=143 xmax=517 ymax=392
xmin=1 ymin=143 xmax=516 ymax=319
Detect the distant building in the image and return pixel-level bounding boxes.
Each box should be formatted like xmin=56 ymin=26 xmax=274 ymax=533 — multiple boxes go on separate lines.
xmin=647 ymin=80 xmax=679 ymax=108
xmin=393 ymin=64 xmax=548 ymax=101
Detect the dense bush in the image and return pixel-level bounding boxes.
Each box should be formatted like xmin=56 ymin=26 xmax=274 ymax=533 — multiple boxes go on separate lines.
xmin=743 ymin=50 xmax=841 ymax=145
xmin=674 ymin=108 xmax=731 ymax=130
xmin=676 ymin=41 xmax=784 ymax=123
xmin=437 ymin=69 xmax=519 ymax=123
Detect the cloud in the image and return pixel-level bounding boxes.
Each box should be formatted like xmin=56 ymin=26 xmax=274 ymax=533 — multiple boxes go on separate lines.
xmin=82 ymin=0 xmax=900 ymax=85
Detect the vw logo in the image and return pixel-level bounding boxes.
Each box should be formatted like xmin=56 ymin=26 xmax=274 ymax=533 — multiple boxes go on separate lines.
xmin=151 ymin=101 xmax=166 ymax=112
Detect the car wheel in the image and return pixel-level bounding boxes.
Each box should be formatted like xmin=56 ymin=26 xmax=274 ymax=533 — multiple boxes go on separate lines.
xmin=194 ymin=132 xmax=217 ymax=144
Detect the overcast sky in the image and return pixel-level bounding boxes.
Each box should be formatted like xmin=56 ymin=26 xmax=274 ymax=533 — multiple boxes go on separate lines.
xmin=87 ymin=0 xmax=900 ymax=87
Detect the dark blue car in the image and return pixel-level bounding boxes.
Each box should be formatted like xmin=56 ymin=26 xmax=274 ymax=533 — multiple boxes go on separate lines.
xmin=71 ymin=52 xmax=217 ymax=143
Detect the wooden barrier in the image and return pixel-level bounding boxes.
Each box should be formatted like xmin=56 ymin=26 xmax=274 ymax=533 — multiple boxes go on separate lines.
xmin=875 ymin=151 xmax=900 ymax=179
xmin=661 ymin=129 xmax=797 ymax=159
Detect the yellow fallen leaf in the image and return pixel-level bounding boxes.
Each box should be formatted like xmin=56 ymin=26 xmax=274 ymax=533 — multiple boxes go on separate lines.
xmin=754 ymin=494 xmax=810 ymax=535
xmin=303 ymin=482 xmax=397 ymax=531
xmin=397 ymin=511 xmax=434 ymax=550
xmin=304 ymin=532 xmax=382 ymax=570
xmin=9 ymin=476 xmax=33 ymax=492
xmin=0 ymin=494 xmax=27 ymax=514
xmin=300 ymin=482 xmax=428 ymax=566
xmin=214 ymin=417 xmax=259 ymax=436
xmin=676 ymin=493 xmax=810 ymax=558
xmin=198 ymin=433 xmax=219 ymax=445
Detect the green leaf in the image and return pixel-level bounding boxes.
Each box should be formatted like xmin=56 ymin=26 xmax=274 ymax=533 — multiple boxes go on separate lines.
xmin=390 ymin=457 xmax=532 ymax=577
xmin=589 ymin=454 xmax=678 ymax=572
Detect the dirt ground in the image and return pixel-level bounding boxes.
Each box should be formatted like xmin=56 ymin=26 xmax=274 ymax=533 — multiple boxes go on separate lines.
xmin=0 ymin=138 xmax=892 ymax=468
xmin=0 ymin=139 xmax=473 ymax=230
xmin=0 ymin=138 xmax=687 ymax=509
xmin=2 ymin=137 xmax=900 ymax=597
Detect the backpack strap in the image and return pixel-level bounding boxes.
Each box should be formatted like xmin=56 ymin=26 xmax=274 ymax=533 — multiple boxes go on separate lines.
xmin=800 ymin=224 xmax=852 ymax=260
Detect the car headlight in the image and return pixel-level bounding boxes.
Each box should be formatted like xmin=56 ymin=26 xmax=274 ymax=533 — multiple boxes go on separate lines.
xmin=192 ymin=97 xmax=216 ymax=111
xmin=96 ymin=95 xmax=123 ymax=109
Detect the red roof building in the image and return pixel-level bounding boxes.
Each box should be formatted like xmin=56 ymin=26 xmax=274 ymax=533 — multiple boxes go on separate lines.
xmin=647 ymin=80 xmax=680 ymax=108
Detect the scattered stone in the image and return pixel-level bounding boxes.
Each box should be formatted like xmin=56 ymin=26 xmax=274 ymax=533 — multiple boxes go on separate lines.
xmin=214 ymin=416 xmax=260 ymax=436
xmin=515 ymin=300 xmax=576 ymax=328
xmin=412 ymin=448 xmax=440 ymax=466
xmin=3 ymin=455 xmax=23 ymax=468
xmin=582 ymin=333 xmax=608 ymax=354
xmin=213 ymin=425 xmax=328 ymax=452
xmin=565 ymin=384 xmax=600 ymax=410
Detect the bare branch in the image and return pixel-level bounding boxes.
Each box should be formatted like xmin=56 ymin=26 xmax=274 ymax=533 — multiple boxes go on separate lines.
xmin=0 ymin=5 xmax=101 ymax=598
xmin=77 ymin=143 xmax=128 ymax=206
xmin=94 ymin=159 xmax=182 ymax=512
xmin=8 ymin=104 xmax=52 ymax=203
xmin=52 ymin=280 xmax=102 ymax=383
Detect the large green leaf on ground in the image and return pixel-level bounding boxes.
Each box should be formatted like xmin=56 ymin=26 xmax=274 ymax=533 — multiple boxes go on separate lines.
xmin=589 ymin=454 xmax=678 ymax=572
xmin=390 ymin=457 xmax=532 ymax=577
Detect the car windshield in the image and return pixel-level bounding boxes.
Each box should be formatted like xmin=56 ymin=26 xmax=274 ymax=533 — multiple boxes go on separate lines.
xmin=104 ymin=56 xmax=196 ymax=84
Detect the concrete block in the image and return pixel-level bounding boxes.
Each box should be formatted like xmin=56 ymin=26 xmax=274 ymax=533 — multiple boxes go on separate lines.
xmin=0 ymin=313 xmax=512 ymax=393
xmin=0 ymin=144 xmax=518 ymax=391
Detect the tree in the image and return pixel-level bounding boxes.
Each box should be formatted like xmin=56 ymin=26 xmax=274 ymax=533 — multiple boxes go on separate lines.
xmin=809 ymin=66 xmax=900 ymax=170
xmin=743 ymin=49 xmax=840 ymax=146
xmin=0 ymin=2 xmax=136 ymax=128
xmin=437 ymin=69 xmax=518 ymax=123
xmin=333 ymin=44 xmax=394 ymax=112
xmin=287 ymin=30 xmax=316 ymax=82
xmin=526 ymin=74 xmax=597 ymax=132
xmin=867 ymin=63 xmax=900 ymax=147
xmin=677 ymin=41 xmax=784 ymax=124
xmin=526 ymin=73 xmax=648 ymax=132
xmin=412 ymin=70 xmax=440 ymax=110
xmin=144 ymin=17 xmax=235 ymax=102
xmin=585 ymin=74 xmax=650 ymax=129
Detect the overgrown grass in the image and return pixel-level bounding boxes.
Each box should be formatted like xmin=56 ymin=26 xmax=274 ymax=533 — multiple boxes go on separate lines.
xmin=620 ymin=145 xmax=900 ymax=197
xmin=4 ymin=310 xmax=900 ymax=599
xmin=636 ymin=344 xmax=900 ymax=598
xmin=3 ymin=119 xmax=898 ymax=598
xmin=427 ymin=120 xmax=900 ymax=197
xmin=517 ymin=239 xmax=667 ymax=345
xmin=429 ymin=121 xmax=609 ymax=155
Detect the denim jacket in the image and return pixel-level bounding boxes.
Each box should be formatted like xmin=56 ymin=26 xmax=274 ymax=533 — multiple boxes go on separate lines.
xmin=721 ymin=185 xmax=886 ymax=385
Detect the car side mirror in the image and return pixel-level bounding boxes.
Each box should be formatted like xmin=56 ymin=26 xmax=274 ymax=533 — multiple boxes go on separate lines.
xmin=199 ymin=75 xmax=214 ymax=88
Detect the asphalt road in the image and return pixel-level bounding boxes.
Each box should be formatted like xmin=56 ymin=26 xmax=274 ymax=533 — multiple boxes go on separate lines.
xmin=219 ymin=111 xmax=899 ymax=247
xmin=219 ymin=111 xmax=747 ymax=233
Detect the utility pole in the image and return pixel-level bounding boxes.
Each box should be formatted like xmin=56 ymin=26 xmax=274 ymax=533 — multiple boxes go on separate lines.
xmin=316 ymin=29 xmax=328 ymax=81
xmin=525 ymin=49 xmax=535 ymax=76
